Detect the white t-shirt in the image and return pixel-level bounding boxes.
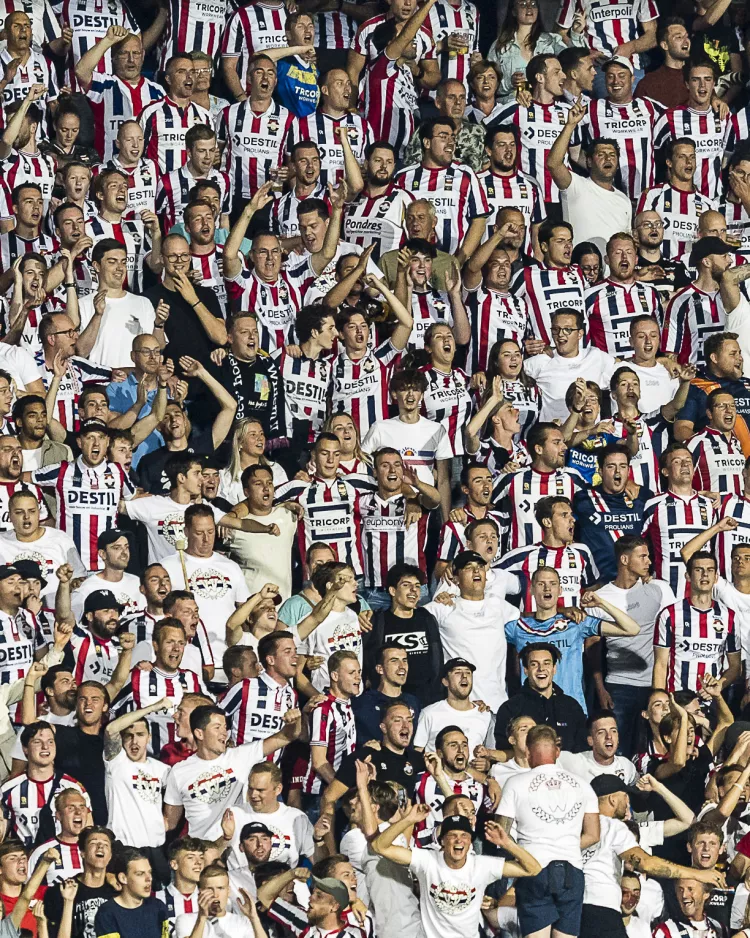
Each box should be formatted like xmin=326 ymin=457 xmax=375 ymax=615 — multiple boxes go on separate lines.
xmin=363 ymin=825 xmax=423 ymax=938
xmin=524 ymin=347 xmax=618 ymax=423
xmin=175 ymin=912 xmax=256 ymax=938
xmin=593 ymin=579 xmax=675 ymax=687
xmin=125 ymin=496 xmax=226 ymax=563
xmin=497 ymin=762 xmax=598 ymax=869
xmin=164 ymin=740 xmax=265 ymax=839
xmin=0 ymin=344 xmax=42 ymax=390
xmin=425 ymin=595 xmax=515 ymax=711
xmin=490 ymin=758 xmax=528 ymax=786
xmin=438 ymin=568 xmax=520 ymax=605
xmin=408 ymin=848 xmax=506 ymax=938
xmin=558 ymin=750 xmax=638 ymax=785
xmin=341 ymin=826 xmax=369 ymax=906
xmin=225 ymin=801 xmax=314 ymax=870
xmin=104 ymin=749 xmax=170 ymax=848
xmin=161 ymin=551 xmax=250 ymax=682
xmin=581 ymin=815 xmax=638 ymax=910
xmin=300 ymin=607 xmax=363 ymax=693
xmin=218 ymin=465 xmax=288 ymax=503
xmin=727 ymin=295 xmax=750 ymax=379
xmin=561 ymin=173 xmax=633 ymax=256
xmin=362 ymin=416 xmax=452 ymax=485
xmin=78 ymin=292 xmax=156 ymax=368
xmin=226 ymin=506 xmax=297 ymax=600
xmin=413 ymin=700 xmax=491 ymax=754
xmin=623 ymin=361 xmax=680 ymax=413
xmin=626 ymin=915 xmax=653 ymax=938
xmin=0 ymin=528 xmax=86 ymax=599
xmin=71 ymin=572 xmax=145 ymax=620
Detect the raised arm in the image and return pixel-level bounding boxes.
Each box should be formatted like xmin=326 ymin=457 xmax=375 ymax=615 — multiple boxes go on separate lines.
xmin=635 ymin=774 xmax=696 ymax=837
xmin=224 ymin=182 xmax=275 ymax=279
xmin=336 ymin=124 xmax=364 ymax=197
xmin=311 ymin=180 xmax=346 ymax=276
xmin=178 ymin=356 xmax=237 ymax=448
xmin=465 ymin=377 xmax=502 ymax=456
xmin=623 ymin=845 xmax=725 ymax=888
xmin=0 ymin=84 xmax=46 ymax=159
xmin=75 ymin=25 xmax=129 ymax=88
xmin=463 ymin=221 xmax=512 ymax=291
xmin=364 ymin=274 xmax=414 ymax=349
xmin=655 ymin=697 xmax=689 ymax=780
xmin=371 ymin=803 xmax=430 ymax=864
xmin=720 ymin=262 xmax=750 ymax=314
xmin=385 ymin=0 xmax=438 ymax=62
xmin=484 ymin=822 xmax=542 ymax=877
xmin=103 ymin=697 xmax=170 ymax=760
xmin=583 ymin=591 xmax=640 ymax=636
xmin=323 ymin=244 xmax=375 ymax=309
xmin=547 ymin=95 xmax=587 ymax=194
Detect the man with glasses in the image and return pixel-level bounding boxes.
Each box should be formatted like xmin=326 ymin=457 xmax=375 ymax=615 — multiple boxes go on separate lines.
xmin=634 ymin=210 xmax=691 ymax=304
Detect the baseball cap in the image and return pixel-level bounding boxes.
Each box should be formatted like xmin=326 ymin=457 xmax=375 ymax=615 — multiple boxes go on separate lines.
xmin=602 ymin=55 xmax=634 ymax=74
xmin=312 ymin=877 xmax=349 ymax=910
xmin=689 ymin=236 xmax=730 ymax=267
xmin=83 ymin=589 xmax=125 ymax=615
xmin=77 ymin=419 xmax=108 ymax=436
xmin=12 ymin=560 xmax=47 ymax=589
xmin=452 ymin=550 xmax=487 ymax=571
xmin=590 ymin=774 xmax=635 ymax=797
xmin=441 ymin=657 xmax=476 ymax=678
xmin=239 ymin=821 xmax=273 ymax=840
xmin=0 ymin=565 xmax=21 ymax=581
xmin=97 ymin=529 xmax=130 ymax=551
xmin=438 ymin=814 xmax=474 ymax=841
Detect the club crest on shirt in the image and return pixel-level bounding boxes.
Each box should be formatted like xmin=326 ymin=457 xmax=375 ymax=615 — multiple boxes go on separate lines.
xmin=429 ymin=880 xmax=476 ymax=914
xmin=187 ymin=767 xmax=237 ymax=804
xmin=188 ymin=569 xmax=232 ymax=601
xmin=130 ymin=768 xmax=163 ymax=805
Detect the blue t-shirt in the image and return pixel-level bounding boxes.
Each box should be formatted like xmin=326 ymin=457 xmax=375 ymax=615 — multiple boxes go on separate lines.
xmin=677 ymin=372 xmax=750 ymax=433
xmin=94 ymin=897 xmax=169 ymax=938
xmin=107 ymin=373 xmax=163 ymax=469
xmin=504 ymin=613 xmax=601 ymax=710
xmin=276 ymin=56 xmax=319 ymax=117
xmin=566 ymin=431 xmax=620 ymax=485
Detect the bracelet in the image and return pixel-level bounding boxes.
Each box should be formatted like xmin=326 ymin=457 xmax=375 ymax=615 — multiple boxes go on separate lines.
xmin=63 ymin=282 xmax=75 ymax=288
xmin=733 ymin=782 xmax=744 ymax=790
xmin=313 ymin=837 xmax=325 ymax=844
xmin=191 ymin=300 xmax=201 ymax=308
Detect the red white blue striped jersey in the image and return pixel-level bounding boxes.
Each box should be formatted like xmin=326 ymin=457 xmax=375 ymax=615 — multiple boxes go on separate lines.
xmin=414 ymin=770 xmax=485 ymax=848
xmin=272 ymin=349 xmax=332 ymax=445
xmin=716 ymin=493 xmax=750 ymax=579
xmin=581 ymin=96 xmax=661 ymax=199
xmin=313 ymin=10 xmax=357 ymax=50
xmin=31 ymin=458 xmax=136 ymax=571
xmin=0 ymin=47 xmax=58 ymax=126
xmin=159 ymin=0 xmax=228 ymax=67
xmin=477 ymin=169 xmax=545 ymax=250
xmin=512 ymin=264 xmax=587 ymax=345
xmin=0 ymin=148 xmax=56 ymax=208
xmin=139 ymin=97 xmax=213 ymax=174
xmin=34 ymin=352 xmax=112 ymax=432
xmin=0 ymin=230 xmax=56 ymax=269
xmin=720 ymin=195 xmax=750 ymax=259
xmin=394 ymin=161 xmax=490 ymax=255
xmin=493 ymin=467 xmax=583 ymax=550
xmin=85 ymin=214 xmax=149 ymax=293
xmin=654 ymin=598 xmax=738 ymax=692
xmin=437 ymin=506 xmax=505 ymax=563
xmin=360 ymin=492 xmax=428 ymax=588
xmin=302 ymin=692 xmax=356 ymax=794
xmin=419 ymin=365 xmax=473 ymax=457
xmin=28 ymin=837 xmax=83 ymax=884
xmin=409 ymin=289 xmax=454 ymax=350
xmin=274 ymin=474 xmax=377 ymax=575
xmin=220 ymin=2 xmax=288 ymax=94
xmin=642 ymin=490 xmax=716 ymax=597
xmin=0 ymin=0 xmax=61 ymax=50
xmin=612 ymin=413 xmax=664 ymax=494
xmin=102 ymin=156 xmax=160 ymax=219
xmin=464 ymin=285 xmax=530 ymax=373
xmin=661 ymin=283 xmax=725 ymax=365
xmin=636 ymin=184 xmax=719 ymax=259
xmin=1 ymin=773 xmax=88 ymax=847
xmin=653 ymin=107 xmax=730 ymax=200
xmin=557 ymin=0 xmax=658 ymax=68
xmin=0 ymin=481 xmax=49 ymax=533
xmin=493 ymin=100 xmax=579 ymax=203
xmin=268 ymin=899 xmax=367 ymax=938
xmin=156 ymin=166 xmax=230 ymax=233
xmin=0 ymin=609 xmax=38 ymax=713
xmin=67 ymin=626 xmax=119 ymax=684
xmin=330 ymin=341 xmax=402 ymax=438
xmin=155 ymin=883 xmax=198 ymax=920
xmin=226 ymin=269 xmax=301 ymax=352
xmin=86 ymin=75 xmax=163 ymax=162
xmin=343 ymin=185 xmax=415 ymax=261
xmin=287 ymin=111 xmax=372 ymax=188
xmin=220 ymin=672 xmax=298 ymax=747
xmin=586 ymin=278 xmax=663 ymax=355
xmin=688 ymin=427 xmax=745 ymax=496
xmin=270 ymin=182 xmax=327 ymax=239
xmin=497 ymin=541 xmax=598 ymax=611
xmin=473 ymin=437 xmax=530 ymax=478
xmin=424 ymin=0 xmax=479 ymax=91
xmin=190 ymin=245 xmax=227 ymax=318
xmin=492 ymin=379 xmax=541 ymax=440
xmin=218 ymin=99 xmax=293 ymax=199
xmin=60 ymin=0 xmax=139 ymax=87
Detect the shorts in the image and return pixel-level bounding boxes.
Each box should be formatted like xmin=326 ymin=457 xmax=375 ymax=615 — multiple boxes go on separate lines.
xmin=514 ymin=860 xmax=585 ymax=937
xmin=579 ymin=904 xmax=628 ymax=938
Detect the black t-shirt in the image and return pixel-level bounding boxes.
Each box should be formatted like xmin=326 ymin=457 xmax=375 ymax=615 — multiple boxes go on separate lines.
xmin=365 ymin=609 xmax=443 ymax=704
xmin=44 ymin=880 xmax=116 ymax=938
xmin=211 ymin=352 xmax=287 ymax=442
xmin=635 ymin=253 xmax=691 ymax=306
xmin=53 ymin=727 xmax=107 ymax=825
xmin=649 ymin=744 xmax=713 ymax=863
xmin=144 ymin=283 xmax=224 ymax=373
xmin=336 ymin=744 xmax=425 ymax=794
xmin=135 ymin=427 xmax=214 ymax=494
xmin=94 ymin=897 xmax=169 ymax=938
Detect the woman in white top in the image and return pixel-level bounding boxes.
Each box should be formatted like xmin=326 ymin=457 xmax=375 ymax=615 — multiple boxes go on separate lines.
xmin=219 ymin=418 xmax=288 ymax=504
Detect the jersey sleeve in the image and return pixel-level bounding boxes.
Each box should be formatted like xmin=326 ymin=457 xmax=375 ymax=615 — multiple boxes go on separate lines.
xmin=30 ymin=463 xmax=63 ymax=486
xmin=654 ymin=605 xmax=673 ymax=648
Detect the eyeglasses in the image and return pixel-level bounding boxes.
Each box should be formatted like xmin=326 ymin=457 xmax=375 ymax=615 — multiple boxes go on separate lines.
xmin=135 ymin=348 xmax=161 ymax=357
xmin=517 ymin=1 xmax=538 ymax=8
xmin=50 ymin=328 xmax=79 ymax=337
xmin=164 ymin=253 xmax=191 ymax=263
xmin=637 ymin=221 xmax=664 ymax=230
xmin=551 ymin=326 xmax=580 ymax=336
xmin=193 ymin=67 xmax=211 ymax=75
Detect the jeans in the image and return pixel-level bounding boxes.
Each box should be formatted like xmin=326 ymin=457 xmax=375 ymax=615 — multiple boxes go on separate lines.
xmin=607 ymin=682 xmax=652 ymax=758
xmin=359 ymin=585 xmax=430 ymax=611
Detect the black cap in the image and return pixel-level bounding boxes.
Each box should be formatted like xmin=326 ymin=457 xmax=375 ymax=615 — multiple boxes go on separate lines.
xmin=438 ymin=814 xmax=474 ymax=841
xmin=83 ymin=589 xmax=125 ymax=615
xmin=590 ymin=774 xmax=634 ymax=797
xmin=12 ymin=560 xmax=47 ymax=589
xmin=0 ymin=565 xmax=21 ymax=581
xmin=77 ymin=419 xmax=109 ymax=436
xmin=441 ymin=657 xmax=476 ymax=678
xmin=97 ymin=529 xmax=130 ymax=551
xmin=689 ymin=236 xmax=730 ymax=268
xmin=453 ymin=550 xmax=487 ymax=571
xmin=239 ymin=821 xmax=273 ymax=840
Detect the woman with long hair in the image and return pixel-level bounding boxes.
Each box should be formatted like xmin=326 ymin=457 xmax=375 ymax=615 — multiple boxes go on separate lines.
xmin=571 ymin=241 xmax=604 ymax=287
xmin=487 ymin=0 xmax=586 ymax=103
xmin=417 ymin=321 xmax=473 ymax=458
xmin=465 ymin=60 xmax=505 ymax=125
xmin=485 ymin=339 xmax=540 ymax=438
xmin=322 ymin=413 xmax=372 ymax=475
xmin=219 ymin=418 xmax=288 ymax=504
